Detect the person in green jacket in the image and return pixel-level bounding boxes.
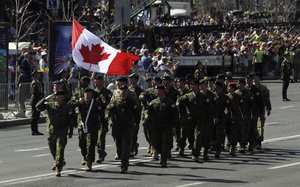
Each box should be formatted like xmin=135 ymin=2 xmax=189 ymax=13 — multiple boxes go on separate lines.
xmin=36 ymin=91 xmax=74 ymax=177
xmin=106 ymin=85 xmax=140 ymax=173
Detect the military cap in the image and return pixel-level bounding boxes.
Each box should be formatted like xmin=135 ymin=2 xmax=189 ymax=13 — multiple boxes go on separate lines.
xmin=199 ymin=79 xmax=207 ymax=84
xmin=94 ymin=75 xmax=104 ymax=80
xmin=31 ymin=68 xmax=43 ymax=76
xmin=119 ymin=85 xmax=128 ymax=90
xmin=214 ymin=81 xmax=223 ymax=88
xmin=246 ymin=72 xmax=256 ymax=78
xmin=155 ymin=84 xmax=165 ymax=90
xmin=128 ymin=73 xmax=139 ymax=79
xmin=54 ymin=91 xmax=65 ymax=96
xmin=161 ymin=75 xmax=172 ymax=80
xmin=228 ymin=82 xmax=237 ymax=89
xmin=216 ymin=74 xmax=226 ymax=79
xmin=116 ymin=76 xmax=128 ymax=82
xmin=238 ymin=79 xmax=246 ymax=84
xmin=84 ymin=87 xmax=94 ymax=93
xmin=208 ymin=77 xmax=216 ymax=82
xmin=153 ymin=76 xmax=162 ymax=82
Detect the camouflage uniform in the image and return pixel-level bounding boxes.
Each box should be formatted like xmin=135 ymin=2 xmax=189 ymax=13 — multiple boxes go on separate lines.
xmin=94 ymin=87 xmax=112 ymax=162
xmin=129 ymin=84 xmax=143 ymax=156
xmin=147 ymin=97 xmax=178 ymax=166
xmin=226 ymin=91 xmax=243 ymax=156
xmin=255 ymin=83 xmax=272 ymax=148
xmin=139 ymin=86 xmax=157 ymax=152
xmin=106 ymin=95 xmax=139 ymax=172
xmin=36 ymin=96 xmax=74 ymax=173
xmin=213 ymin=90 xmax=230 ymax=157
xmin=200 ymin=89 xmax=215 ymax=160
xmin=246 ymin=83 xmax=264 ymax=150
xmin=235 ymin=87 xmax=257 ymax=152
xmin=68 ymin=96 xmax=105 ymax=168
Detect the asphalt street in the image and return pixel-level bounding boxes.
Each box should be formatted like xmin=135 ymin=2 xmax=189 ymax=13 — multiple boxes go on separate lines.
xmin=0 ymin=82 xmax=300 ymax=187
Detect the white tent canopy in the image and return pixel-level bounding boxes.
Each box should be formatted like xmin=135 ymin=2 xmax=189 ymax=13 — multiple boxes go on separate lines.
xmin=9 ymin=42 xmax=31 ymax=55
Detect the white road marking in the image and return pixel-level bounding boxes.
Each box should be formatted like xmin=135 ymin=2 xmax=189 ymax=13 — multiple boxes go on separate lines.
xmin=265 ymin=122 xmax=279 ymax=126
xmin=32 ymin=153 xmax=51 ymax=158
xmin=0 ymin=158 xmax=152 ymax=186
xmin=15 ymin=147 xmax=48 ymax=152
xmin=279 ymin=105 xmax=295 ymax=109
xmin=291 ymin=91 xmax=300 ymax=94
xmin=175 ymin=182 xmax=205 ymax=187
xmin=139 ymin=147 xmax=149 ymax=150
xmin=264 ymin=134 xmax=300 ymax=143
xmin=269 ymin=162 xmax=300 ymax=170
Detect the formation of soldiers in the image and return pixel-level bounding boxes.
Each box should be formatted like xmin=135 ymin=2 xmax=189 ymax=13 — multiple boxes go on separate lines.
xmin=33 ymin=70 xmax=272 ymax=177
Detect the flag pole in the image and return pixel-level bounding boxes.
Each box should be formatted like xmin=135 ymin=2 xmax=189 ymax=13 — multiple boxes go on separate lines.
xmin=120 ymin=6 xmax=123 ymax=50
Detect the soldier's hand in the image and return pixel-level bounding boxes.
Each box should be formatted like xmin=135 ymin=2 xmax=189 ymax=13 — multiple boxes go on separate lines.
xmin=267 ymin=110 xmax=271 ymax=116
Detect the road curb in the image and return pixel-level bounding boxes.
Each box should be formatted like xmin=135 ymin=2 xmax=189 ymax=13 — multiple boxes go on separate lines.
xmin=0 ymin=117 xmax=47 ymax=128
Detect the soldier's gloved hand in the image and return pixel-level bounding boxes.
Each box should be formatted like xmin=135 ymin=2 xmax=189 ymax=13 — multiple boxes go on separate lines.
xmin=267 ymin=110 xmax=271 ymax=116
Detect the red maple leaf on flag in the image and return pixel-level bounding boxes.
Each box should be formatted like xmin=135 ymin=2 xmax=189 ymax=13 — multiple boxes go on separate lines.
xmin=79 ymin=44 xmax=110 ymax=65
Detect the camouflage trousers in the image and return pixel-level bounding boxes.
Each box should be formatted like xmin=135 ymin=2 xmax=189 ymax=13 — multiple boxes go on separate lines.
xmin=179 ymin=117 xmax=195 ymax=150
xmin=97 ymin=126 xmax=107 ymax=154
xmin=151 ymin=129 xmax=172 ymax=164
xmin=212 ymin=118 xmax=225 ymax=154
xmin=238 ymin=118 xmax=250 ymax=148
xmin=48 ymin=133 xmax=67 ymax=168
xmin=112 ymin=126 xmax=133 ymax=167
xmin=78 ymin=129 xmax=98 ymax=163
xmin=192 ymin=120 xmax=213 ymax=156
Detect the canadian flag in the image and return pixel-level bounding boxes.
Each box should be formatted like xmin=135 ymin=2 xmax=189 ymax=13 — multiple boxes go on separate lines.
xmin=72 ymin=19 xmax=139 ymax=75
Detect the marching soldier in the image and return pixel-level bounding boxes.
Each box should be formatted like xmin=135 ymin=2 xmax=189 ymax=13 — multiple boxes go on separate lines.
xmin=106 ymin=85 xmax=140 ymax=173
xmin=236 ymin=79 xmax=257 ymax=153
xmin=176 ymin=80 xmax=204 ymax=158
xmin=245 ymin=73 xmax=264 ymax=151
xmin=110 ymin=76 xmax=139 ymax=159
xmin=146 ymin=85 xmax=177 ymax=167
xmin=199 ymin=79 xmax=215 ymax=160
xmin=162 ymin=76 xmax=180 ymax=152
xmin=128 ymin=73 xmax=143 ymax=157
xmin=226 ymin=82 xmax=243 ymax=156
xmin=69 ymin=87 xmax=105 ymax=171
xmin=94 ymin=75 xmax=112 ymax=163
xmin=139 ymin=77 xmax=161 ymax=154
xmin=212 ymin=81 xmax=230 ymax=158
xmin=36 ymin=91 xmax=74 ymax=177
xmin=253 ymin=73 xmax=272 ymax=150
xmin=30 ymin=69 xmax=44 ymax=135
